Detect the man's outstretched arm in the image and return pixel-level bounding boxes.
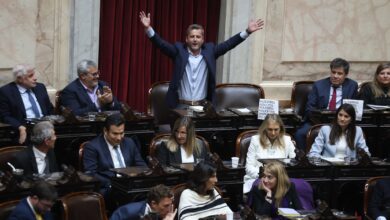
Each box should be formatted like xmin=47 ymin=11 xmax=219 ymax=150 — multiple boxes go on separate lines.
xmin=246 ymin=19 xmax=264 ymax=34
xmin=139 ymin=11 xmax=177 ymax=58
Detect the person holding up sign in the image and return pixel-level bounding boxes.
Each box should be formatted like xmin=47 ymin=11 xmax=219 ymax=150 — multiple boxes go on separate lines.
xmin=244 ymin=114 xmax=296 ymax=193
xmin=308 ymin=104 xmax=370 ymax=159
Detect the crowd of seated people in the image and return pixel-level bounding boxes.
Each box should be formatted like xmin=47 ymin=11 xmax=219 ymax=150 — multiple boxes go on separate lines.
xmin=1 ymin=27 xmax=390 ymax=219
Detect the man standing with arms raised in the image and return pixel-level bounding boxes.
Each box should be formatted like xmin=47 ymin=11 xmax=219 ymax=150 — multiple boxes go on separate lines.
xmin=140 ymin=11 xmax=264 ymax=109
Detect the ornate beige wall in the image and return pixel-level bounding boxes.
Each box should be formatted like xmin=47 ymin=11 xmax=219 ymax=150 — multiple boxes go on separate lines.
xmin=0 ymin=0 xmax=70 ymax=102
xmin=219 ymin=0 xmax=388 ymax=103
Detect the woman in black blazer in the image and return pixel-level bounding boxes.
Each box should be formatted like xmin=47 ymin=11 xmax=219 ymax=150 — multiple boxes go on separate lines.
xmin=250 ymin=161 xmax=302 ymax=218
xmin=156 ymin=116 xmax=208 ymax=165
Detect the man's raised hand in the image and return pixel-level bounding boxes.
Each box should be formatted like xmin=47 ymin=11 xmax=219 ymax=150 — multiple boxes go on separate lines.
xmin=139 ymin=11 xmax=151 ymax=29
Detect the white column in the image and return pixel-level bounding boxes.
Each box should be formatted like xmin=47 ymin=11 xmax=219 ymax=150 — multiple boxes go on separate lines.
xmin=69 ymin=0 xmax=100 ymax=80
xmin=217 ymin=0 xmax=267 ymax=85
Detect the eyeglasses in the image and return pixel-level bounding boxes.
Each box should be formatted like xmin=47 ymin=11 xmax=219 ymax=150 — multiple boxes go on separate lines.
xmin=38 ymin=199 xmax=54 ymax=209
xmin=89 ymin=70 xmax=100 ymax=77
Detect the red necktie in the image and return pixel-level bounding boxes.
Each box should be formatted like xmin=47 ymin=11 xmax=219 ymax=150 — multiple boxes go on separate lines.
xmin=328 ymin=86 xmax=337 ymax=110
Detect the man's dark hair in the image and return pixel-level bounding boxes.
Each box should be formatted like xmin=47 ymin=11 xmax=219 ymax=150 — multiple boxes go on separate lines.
xmin=104 ymin=113 xmax=125 ymax=130
xmin=186 ymin=24 xmax=204 ymax=36
xmin=147 ymin=184 xmax=173 ymax=204
xmin=330 ymin=58 xmax=350 ymax=75
xmin=30 ymin=181 xmax=58 ymax=202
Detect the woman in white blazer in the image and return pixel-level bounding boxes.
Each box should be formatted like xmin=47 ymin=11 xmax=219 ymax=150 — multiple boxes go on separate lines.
xmin=308 ymin=103 xmax=370 ymax=159
xmin=244 ymin=114 xmax=296 ymax=193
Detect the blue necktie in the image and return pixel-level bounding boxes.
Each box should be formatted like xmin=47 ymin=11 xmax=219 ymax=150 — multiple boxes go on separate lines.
xmin=114 ymin=145 xmax=125 ymax=168
xmin=27 ymin=89 xmax=40 ymax=118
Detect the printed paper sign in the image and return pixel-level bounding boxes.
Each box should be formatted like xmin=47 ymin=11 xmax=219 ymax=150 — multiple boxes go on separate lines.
xmin=343 ymin=99 xmax=364 ymax=121
xmin=258 ymin=99 xmax=279 ymax=120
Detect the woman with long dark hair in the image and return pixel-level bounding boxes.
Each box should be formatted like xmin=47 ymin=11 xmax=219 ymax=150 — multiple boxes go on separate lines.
xmin=178 ymin=162 xmax=232 ymax=220
xmin=308 ymin=103 xmax=370 ymax=159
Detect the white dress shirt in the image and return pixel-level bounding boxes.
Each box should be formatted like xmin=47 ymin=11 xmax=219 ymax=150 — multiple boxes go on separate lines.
xmin=105 ymin=137 xmax=126 ymax=168
xmin=32 ymin=146 xmax=47 ymax=174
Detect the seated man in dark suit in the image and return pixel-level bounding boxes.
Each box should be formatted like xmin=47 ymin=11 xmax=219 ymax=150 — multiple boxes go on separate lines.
xmin=59 ymin=59 xmax=121 ymax=116
xmin=8 ymin=181 xmax=58 ymax=220
xmin=12 ymin=121 xmax=59 ymax=176
xmin=83 ymin=113 xmax=146 ymax=194
xmin=0 ymin=64 xmax=54 ymax=144
xmin=110 ymin=184 xmax=176 ymax=220
xmin=368 ymin=177 xmax=390 ymax=220
xmin=294 ymin=58 xmax=358 ymax=150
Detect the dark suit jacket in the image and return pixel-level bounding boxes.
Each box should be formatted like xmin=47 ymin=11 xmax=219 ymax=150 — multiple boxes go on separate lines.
xmin=83 ymin=135 xmax=146 ymax=187
xmin=8 ymin=198 xmax=54 ymax=220
xmin=156 ymin=139 xmax=208 ymax=165
xmin=368 ymin=178 xmax=390 ymax=219
xmin=0 ymin=82 xmax=54 ymax=128
xmin=12 ymin=146 xmax=59 ymax=176
xmin=60 ymin=79 xmax=121 ymax=116
xmin=250 ymin=182 xmax=302 ymax=218
xmin=304 ymin=77 xmax=358 ymax=120
xmin=110 ymin=200 xmax=147 ymax=220
xmin=149 ymin=32 xmax=246 ymax=108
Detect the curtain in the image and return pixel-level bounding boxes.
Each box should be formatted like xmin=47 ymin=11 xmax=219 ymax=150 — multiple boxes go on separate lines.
xmin=99 ymin=0 xmax=221 ymax=112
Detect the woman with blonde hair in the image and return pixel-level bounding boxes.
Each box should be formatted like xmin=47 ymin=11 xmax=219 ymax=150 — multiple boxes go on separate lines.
xmin=250 ymin=161 xmax=302 ymax=218
xmin=359 ymin=62 xmax=390 ymax=106
xmin=244 ymin=114 xmax=296 ymax=193
xmin=156 ymin=116 xmax=208 ymax=165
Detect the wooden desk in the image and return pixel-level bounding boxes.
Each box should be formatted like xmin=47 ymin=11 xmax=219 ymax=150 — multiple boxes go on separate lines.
xmin=283 ymin=159 xmax=390 ymax=215
xmin=173 ymin=108 xmax=300 ymax=160
xmin=48 ymin=115 xmax=155 ymax=168
xmin=110 ymin=163 xmax=245 ymax=211
xmin=0 ymin=171 xmax=99 ymax=202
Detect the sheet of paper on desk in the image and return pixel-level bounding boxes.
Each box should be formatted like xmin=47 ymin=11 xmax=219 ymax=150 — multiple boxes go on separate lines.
xmin=367 ymin=104 xmax=390 ymax=110
xmin=236 ymin=108 xmax=251 ymax=113
xmin=189 ymin=106 xmax=204 ymax=112
xmin=321 ymin=157 xmax=344 ymax=163
xmin=278 ymin=208 xmax=300 ymax=216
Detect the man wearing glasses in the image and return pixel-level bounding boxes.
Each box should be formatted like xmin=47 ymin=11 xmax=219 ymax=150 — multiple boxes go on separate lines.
xmin=8 ymin=181 xmax=58 ymax=220
xmin=60 ymin=59 xmax=121 ymax=116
